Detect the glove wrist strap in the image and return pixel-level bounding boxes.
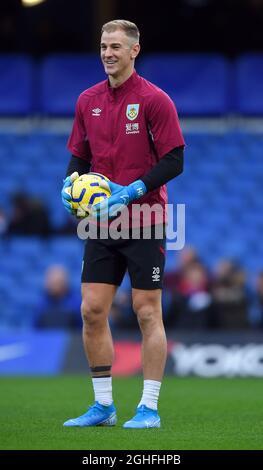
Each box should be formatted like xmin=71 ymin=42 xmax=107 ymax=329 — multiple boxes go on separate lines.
xmin=128 ymin=180 xmax=147 ymax=201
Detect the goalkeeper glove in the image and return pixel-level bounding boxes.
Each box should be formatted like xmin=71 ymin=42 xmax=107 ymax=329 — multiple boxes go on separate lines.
xmin=61 ymin=171 xmax=79 ymax=215
xmin=93 ymin=179 xmax=147 ymax=219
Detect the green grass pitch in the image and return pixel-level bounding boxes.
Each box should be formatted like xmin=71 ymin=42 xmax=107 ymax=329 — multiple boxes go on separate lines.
xmin=0 ymin=376 xmax=263 ymax=450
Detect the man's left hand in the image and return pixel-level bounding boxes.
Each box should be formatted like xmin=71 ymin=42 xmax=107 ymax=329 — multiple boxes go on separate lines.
xmin=93 ymin=179 xmax=147 ymax=219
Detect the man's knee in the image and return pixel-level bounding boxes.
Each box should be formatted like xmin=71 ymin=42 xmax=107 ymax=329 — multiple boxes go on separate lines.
xmin=136 ymin=305 xmax=156 ymax=328
xmin=81 ymin=297 xmax=107 ymax=327
xmin=133 ymin=300 xmax=159 ymax=328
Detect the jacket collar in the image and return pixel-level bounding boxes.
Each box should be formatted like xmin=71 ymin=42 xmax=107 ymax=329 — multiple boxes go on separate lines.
xmin=106 ymin=70 xmax=139 ymax=98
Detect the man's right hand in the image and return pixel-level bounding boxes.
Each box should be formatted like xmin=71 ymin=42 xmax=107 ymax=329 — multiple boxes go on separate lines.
xmin=61 ymin=171 xmax=79 ymax=215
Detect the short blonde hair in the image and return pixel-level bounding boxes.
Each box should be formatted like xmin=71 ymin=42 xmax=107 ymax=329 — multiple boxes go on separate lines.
xmin=101 ymin=20 xmax=140 ymax=44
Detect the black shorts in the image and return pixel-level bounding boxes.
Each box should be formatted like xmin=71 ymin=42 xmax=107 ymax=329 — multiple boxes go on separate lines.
xmin=81 ymin=225 xmax=166 ymax=290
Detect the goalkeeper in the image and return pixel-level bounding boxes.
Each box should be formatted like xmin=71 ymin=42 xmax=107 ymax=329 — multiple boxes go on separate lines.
xmin=62 ymin=20 xmax=184 ymax=429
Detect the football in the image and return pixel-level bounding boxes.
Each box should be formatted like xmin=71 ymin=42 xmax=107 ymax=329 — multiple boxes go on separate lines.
xmin=68 ymin=172 xmax=111 ymax=217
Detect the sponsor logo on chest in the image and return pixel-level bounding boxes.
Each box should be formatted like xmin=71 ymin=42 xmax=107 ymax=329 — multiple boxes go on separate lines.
xmin=125 ymin=122 xmax=140 ymax=134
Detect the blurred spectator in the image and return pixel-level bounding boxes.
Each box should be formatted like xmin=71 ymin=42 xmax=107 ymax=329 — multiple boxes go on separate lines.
xmin=249 ymin=271 xmax=263 ymax=327
xmin=0 ymin=206 xmax=8 ymax=235
xmin=55 ymin=216 xmax=78 ymax=235
xmin=108 ymin=274 xmax=137 ymax=330
xmin=35 ymin=265 xmax=81 ymax=329
xmin=8 ymin=192 xmax=51 ymax=236
xmin=164 ymin=246 xmax=200 ymax=292
xmin=212 ymin=260 xmax=249 ymax=329
xmin=109 ymin=289 xmax=137 ymax=330
xmin=164 ymin=247 xmax=214 ymax=329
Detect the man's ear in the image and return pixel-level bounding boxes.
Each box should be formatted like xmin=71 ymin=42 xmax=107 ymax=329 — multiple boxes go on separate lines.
xmin=131 ymin=43 xmax=140 ymax=60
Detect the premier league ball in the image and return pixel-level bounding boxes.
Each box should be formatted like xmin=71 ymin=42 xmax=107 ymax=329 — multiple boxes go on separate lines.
xmin=69 ymin=172 xmax=111 ymax=217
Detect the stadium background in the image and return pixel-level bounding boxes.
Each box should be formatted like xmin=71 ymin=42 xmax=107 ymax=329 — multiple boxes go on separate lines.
xmin=1 ymin=0 xmax=263 ymax=451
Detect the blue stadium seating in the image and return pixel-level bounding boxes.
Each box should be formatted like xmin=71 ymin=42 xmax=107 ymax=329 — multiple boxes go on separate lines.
xmin=0 ymin=53 xmax=263 ymax=115
xmin=137 ymin=54 xmax=230 ymax=115
xmin=0 ymin=55 xmax=34 ymax=115
xmin=236 ymin=54 xmax=263 ymax=115
xmin=0 ymin=127 xmax=262 ymax=328
xmin=39 ymin=54 xmax=105 ymax=115
xmin=1 ymin=50 xmax=263 ymax=327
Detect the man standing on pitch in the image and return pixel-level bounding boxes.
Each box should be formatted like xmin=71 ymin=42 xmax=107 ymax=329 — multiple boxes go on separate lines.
xmin=62 ymin=20 xmax=184 ymax=428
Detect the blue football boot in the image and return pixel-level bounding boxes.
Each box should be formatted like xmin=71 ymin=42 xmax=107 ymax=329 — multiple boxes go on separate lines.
xmin=63 ymin=401 xmax=117 ymax=427
xmin=123 ymin=405 xmax=161 ymax=429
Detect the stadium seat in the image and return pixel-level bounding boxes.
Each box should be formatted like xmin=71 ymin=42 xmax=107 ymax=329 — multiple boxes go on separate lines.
xmin=0 ymin=55 xmax=34 ymax=115
xmin=137 ymin=54 xmax=230 ymax=115
xmin=39 ymin=54 xmax=105 ymax=115
xmin=236 ymin=54 xmax=263 ymax=115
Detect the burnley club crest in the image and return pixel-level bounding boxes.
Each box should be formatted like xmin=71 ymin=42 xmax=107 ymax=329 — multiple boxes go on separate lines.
xmin=126 ymin=104 xmax=140 ymax=121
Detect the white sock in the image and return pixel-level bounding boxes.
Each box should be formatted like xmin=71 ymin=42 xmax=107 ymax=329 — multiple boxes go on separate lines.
xmin=138 ymin=380 xmax=161 ymax=410
xmin=92 ymin=377 xmax=113 ymax=406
